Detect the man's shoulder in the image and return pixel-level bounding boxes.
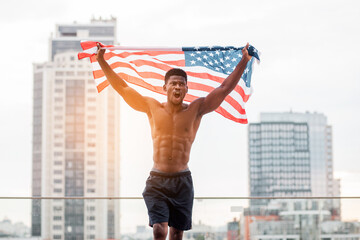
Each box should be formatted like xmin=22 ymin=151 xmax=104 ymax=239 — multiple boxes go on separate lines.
xmin=144 ymin=96 xmax=162 ymax=106
xmin=189 ymin=97 xmax=205 ymax=108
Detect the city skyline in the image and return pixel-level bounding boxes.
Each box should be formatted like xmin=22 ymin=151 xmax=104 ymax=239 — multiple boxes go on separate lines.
xmin=0 ymin=0 xmax=359 ymax=232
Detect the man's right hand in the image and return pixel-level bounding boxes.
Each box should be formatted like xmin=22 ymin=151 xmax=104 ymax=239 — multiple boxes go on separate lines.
xmin=96 ymin=43 xmax=105 ymax=61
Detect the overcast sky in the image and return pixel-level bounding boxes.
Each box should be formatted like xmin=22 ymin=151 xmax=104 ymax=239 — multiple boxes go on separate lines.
xmin=0 ymin=0 xmax=360 ymax=230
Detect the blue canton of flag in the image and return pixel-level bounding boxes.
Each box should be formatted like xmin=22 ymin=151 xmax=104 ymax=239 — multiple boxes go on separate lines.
xmin=183 ymin=45 xmax=260 ymax=88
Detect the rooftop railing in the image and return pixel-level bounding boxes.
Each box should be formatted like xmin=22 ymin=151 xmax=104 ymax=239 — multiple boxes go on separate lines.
xmin=0 ymin=196 xmax=359 ymax=240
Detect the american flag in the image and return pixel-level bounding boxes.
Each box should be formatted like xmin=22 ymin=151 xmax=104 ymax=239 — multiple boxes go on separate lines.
xmin=78 ymin=41 xmax=260 ymax=124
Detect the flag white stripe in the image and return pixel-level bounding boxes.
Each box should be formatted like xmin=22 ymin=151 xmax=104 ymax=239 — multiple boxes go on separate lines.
xmin=109 ymin=50 xmax=185 ymax=62
xmin=104 ymin=46 xmax=182 ymax=51
xmin=94 ymin=63 xmax=251 ymax=105
xmin=83 ymin=46 xmax=98 ymax=55
xmin=188 ymin=88 xmax=246 ymax=113
xmin=91 ymin=54 xmax=184 ymax=71
xmin=93 ymin=55 xmax=251 ymax=93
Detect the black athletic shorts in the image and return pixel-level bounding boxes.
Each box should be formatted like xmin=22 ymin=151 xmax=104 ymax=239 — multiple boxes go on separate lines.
xmin=142 ymin=170 xmax=194 ymax=231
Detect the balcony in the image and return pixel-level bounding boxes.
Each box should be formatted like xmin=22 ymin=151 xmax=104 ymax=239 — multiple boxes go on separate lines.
xmin=0 ymin=196 xmax=359 ymax=240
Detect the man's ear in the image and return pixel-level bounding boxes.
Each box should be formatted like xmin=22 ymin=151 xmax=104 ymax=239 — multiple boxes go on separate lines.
xmin=163 ymin=84 xmax=167 ymax=92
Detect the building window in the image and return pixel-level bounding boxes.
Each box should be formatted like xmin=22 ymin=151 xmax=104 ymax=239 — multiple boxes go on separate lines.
xmin=53 ymin=225 xmax=62 ymax=230
xmin=87 ymin=225 xmax=95 ymax=230
xmin=54 ymin=170 xmax=62 ymax=175
xmin=87 ymin=161 xmax=96 ymax=166
xmin=55 ymin=134 xmax=63 ymax=139
xmin=87 ymin=115 xmax=96 ymax=121
xmin=87 ymin=206 xmax=96 ymax=211
xmin=54 ymin=179 xmax=62 ymax=184
xmin=53 ymin=235 xmax=62 ymax=239
xmin=88 ymin=106 xmax=96 ymax=111
xmin=54 ymin=161 xmax=62 ymax=165
xmin=54 ymin=188 xmax=62 ymax=193
xmin=53 ymin=216 xmax=62 ymax=221
xmin=53 ymin=206 xmax=62 ymax=211
xmin=88 ymin=133 xmax=96 ymax=138
xmin=87 ymin=179 xmax=95 ymax=184
xmin=88 ymin=152 xmax=96 ymax=156
xmin=54 ymin=152 xmax=63 ymax=157
xmin=54 ymin=143 xmax=63 ymax=147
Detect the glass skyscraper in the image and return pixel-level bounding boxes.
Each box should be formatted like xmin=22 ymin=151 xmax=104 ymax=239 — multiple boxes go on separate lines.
xmin=248 ymin=112 xmax=340 ymax=207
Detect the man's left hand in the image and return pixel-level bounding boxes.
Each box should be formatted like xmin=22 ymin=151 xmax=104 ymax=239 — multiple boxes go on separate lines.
xmin=242 ymin=43 xmax=252 ymax=62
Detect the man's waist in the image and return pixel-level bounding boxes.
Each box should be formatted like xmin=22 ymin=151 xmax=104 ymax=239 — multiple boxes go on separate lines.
xmin=150 ymin=167 xmax=191 ymax=177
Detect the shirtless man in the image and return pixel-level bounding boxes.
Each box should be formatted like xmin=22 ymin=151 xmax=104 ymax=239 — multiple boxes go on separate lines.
xmin=96 ymin=43 xmax=252 ymax=240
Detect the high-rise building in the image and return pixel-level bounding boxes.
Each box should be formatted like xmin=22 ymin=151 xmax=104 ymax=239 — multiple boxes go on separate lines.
xmin=31 ymin=17 xmax=120 ymax=240
xmin=248 ymin=121 xmax=311 ymax=206
xmin=248 ymin=112 xmax=340 ymax=206
xmin=49 ymin=17 xmax=116 ymax=61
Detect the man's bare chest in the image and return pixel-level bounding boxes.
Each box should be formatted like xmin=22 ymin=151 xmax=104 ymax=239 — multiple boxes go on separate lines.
xmin=150 ymin=107 xmax=200 ymax=135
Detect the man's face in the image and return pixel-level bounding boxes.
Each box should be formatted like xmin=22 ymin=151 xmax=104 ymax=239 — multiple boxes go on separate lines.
xmin=164 ymin=75 xmax=188 ymax=105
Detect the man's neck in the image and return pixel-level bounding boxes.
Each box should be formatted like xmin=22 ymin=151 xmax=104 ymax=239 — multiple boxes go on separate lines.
xmin=164 ymin=101 xmax=185 ymax=113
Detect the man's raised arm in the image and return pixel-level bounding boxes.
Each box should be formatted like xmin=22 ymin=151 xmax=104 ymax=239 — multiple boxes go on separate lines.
xmin=96 ymin=44 xmax=152 ymax=113
xmin=197 ymin=43 xmax=252 ymax=116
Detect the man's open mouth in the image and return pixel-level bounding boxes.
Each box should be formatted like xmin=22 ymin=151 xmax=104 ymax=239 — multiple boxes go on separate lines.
xmin=174 ymin=92 xmax=180 ymax=98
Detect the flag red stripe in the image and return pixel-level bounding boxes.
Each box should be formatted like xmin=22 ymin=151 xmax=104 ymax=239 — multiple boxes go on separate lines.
xmin=92 ymin=59 xmax=184 ymax=79
xmin=186 ymin=71 xmax=250 ymax=102
xmin=118 ymin=73 xmax=164 ymax=93
xmin=96 ymin=80 xmax=110 ymax=93
xmin=102 ymin=53 xmax=186 ymax=68
xmin=93 ymin=57 xmax=250 ymax=102
xmin=80 ymin=41 xmax=97 ymax=50
xmin=92 ymin=58 xmax=249 ymax=105
xmin=103 ymin=50 xmax=184 ymax=59
xmin=78 ymin=52 xmax=93 ymax=59
xmin=172 ymin=93 xmax=247 ymax=122
xmin=187 ymin=82 xmax=246 ymax=114
xmin=215 ymin=107 xmax=248 ymax=123
xmin=93 ymin=66 xmax=165 ymax=82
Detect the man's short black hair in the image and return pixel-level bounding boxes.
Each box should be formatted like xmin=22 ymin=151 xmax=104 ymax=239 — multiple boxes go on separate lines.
xmin=164 ymin=68 xmax=187 ymax=84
